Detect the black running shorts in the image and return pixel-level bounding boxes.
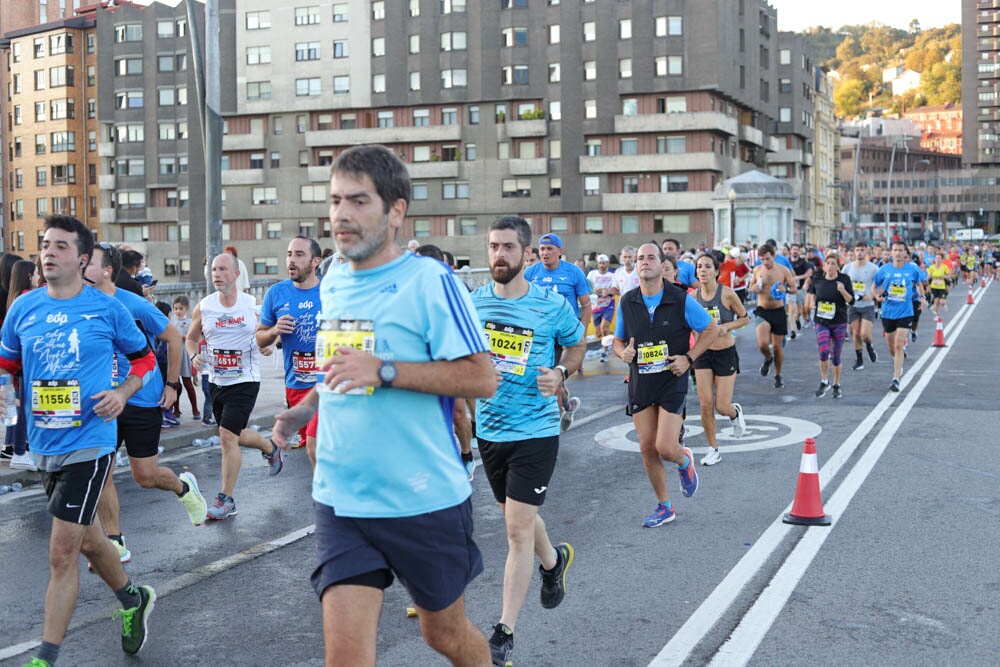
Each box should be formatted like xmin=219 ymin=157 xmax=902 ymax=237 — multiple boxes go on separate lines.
xmin=693 ymin=346 xmax=739 ymax=377
xmin=41 ymin=453 xmax=113 ymax=525
xmin=210 ymin=382 xmax=260 ymax=435
xmin=477 ymin=435 xmax=559 ymax=506
xmin=117 ymin=405 xmax=162 ymax=459
xmin=755 ymin=306 xmax=788 ymax=336
xmin=882 ymin=317 xmax=913 ymax=334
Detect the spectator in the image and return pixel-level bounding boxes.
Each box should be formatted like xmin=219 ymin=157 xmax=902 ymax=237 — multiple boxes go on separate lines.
xmin=170 ymin=296 xmax=201 ymax=422
xmin=5 ymin=259 xmax=39 ymax=470
xmin=121 ymin=250 xmax=155 ymax=299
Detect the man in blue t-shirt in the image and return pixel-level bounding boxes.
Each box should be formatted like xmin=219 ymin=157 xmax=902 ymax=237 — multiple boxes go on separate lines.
xmin=661 ymin=238 xmax=699 ymax=287
xmin=873 ymin=241 xmax=925 ymax=393
xmin=0 ymin=216 xmax=159 ymax=664
xmin=257 ymin=236 xmax=322 ymax=463
xmin=271 ymin=145 xmax=497 ymax=666
xmin=84 ymin=243 xmax=208 ymax=566
xmin=471 ymin=216 xmax=585 ymax=666
xmin=525 ymin=232 xmax=592 ymax=430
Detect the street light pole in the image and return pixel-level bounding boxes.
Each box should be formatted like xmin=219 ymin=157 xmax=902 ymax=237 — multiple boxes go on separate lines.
xmin=728 ymin=189 xmax=736 ymax=247
xmin=885 ymin=136 xmax=912 ymax=244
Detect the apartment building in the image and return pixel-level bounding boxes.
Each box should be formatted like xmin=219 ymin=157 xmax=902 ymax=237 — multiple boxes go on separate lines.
xmin=811 ymin=68 xmax=839 ymax=246
xmin=962 ymin=0 xmax=1000 ymax=166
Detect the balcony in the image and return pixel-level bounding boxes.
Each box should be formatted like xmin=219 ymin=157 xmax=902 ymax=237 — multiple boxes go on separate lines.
xmin=613 ymin=112 xmax=738 ymax=136
xmin=145 ymin=207 xmax=179 ymax=223
xmin=580 ymin=152 xmax=726 ymax=174
xmin=502 ymin=119 xmax=548 ymax=138
xmin=409 ymin=161 xmax=460 ymax=179
xmin=221 ymin=169 xmax=264 ymax=186
xmin=98 ymin=142 xmax=115 ymax=157
xmin=222 ymin=132 xmax=266 ymax=151
xmin=98 ymin=174 xmax=115 ymax=190
xmin=308 ymin=165 xmax=331 ymax=182
xmin=508 ymin=158 xmax=548 ymax=176
xmin=739 ymin=124 xmax=766 ymax=147
xmin=600 ymin=191 xmax=712 ymax=212
xmin=770 ymin=148 xmax=804 ymax=164
xmin=99 ymin=207 xmax=116 ymax=223
xmin=768 ymin=136 xmax=781 ymax=153
xmin=305 ymin=124 xmax=462 ymax=147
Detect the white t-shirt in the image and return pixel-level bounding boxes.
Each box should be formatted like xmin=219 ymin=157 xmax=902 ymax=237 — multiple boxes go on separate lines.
xmin=613 ymin=266 xmax=641 ymax=297
xmin=587 ymin=270 xmax=616 ymax=311
xmin=198 ymin=291 xmax=262 ymax=385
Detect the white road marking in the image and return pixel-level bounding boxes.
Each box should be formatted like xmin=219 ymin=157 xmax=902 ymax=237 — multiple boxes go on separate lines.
xmin=648 ymin=281 xmax=987 ymax=667
xmin=595 ymin=415 xmax=822 ymax=454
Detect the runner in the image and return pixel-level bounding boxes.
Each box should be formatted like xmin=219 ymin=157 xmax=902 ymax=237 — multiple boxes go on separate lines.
xmin=271 ymin=144 xmax=497 ymax=666
xmin=843 ymin=243 xmax=879 ymax=371
xmin=84 ymin=243 xmax=208 ymax=565
xmin=908 ymin=256 xmax=929 ymax=343
xmin=693 ymin=254 xmax=749 ymax=466
xmin=749 ymin=244 xmax=797 ymax=389
xmin=256 ymin=236 xmax=323 ymax=457
xmin=525 ymin=233 xmax=592 ymax=431
xmin=0 ymin=215 xmax=157 ymax=664
xmin=471 ymin=215 xmax=585 ymax=667
xmin=787 ymin=243 xmax=813 ymax=339
xmin=806 ymin=252 xmax=854 ymax=399
xmin=927 ymin=252 xmax=951 ymax=317
xmin=873 ymin=242 xmax=925 ymax=392
xmin=612 ymin=245 xmax=640 ymax=299
xmin=587 ymin=254 xmax=616 ymax=362
xmin=661 ymin=238 xmax=698 ymax=287
xmin=612 ymin=243 xmax=719 ymax=527
xmin=186 ymin=252 xmax=284 ymax=520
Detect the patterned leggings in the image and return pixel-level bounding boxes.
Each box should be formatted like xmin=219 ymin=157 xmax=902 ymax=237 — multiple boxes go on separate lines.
xmin=816 ymin=322 xmax=848 ymax=366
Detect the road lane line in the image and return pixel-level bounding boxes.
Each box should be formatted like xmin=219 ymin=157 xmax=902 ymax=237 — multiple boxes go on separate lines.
xmin=571 ymin=403 xmax=626 ymax=428
xmin=708 ymin=286 xmax=981 ymax=665
xmin=649 ymin=282 xmax=987 ymax=667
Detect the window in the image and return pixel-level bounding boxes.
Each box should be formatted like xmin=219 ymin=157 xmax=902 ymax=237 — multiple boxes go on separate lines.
xmin=550 ymin=216 xmax=568 ymax=232
xmin=501 ymin=66 xmax=529 ymax=85
xmin=295 ymin=6 xmax=320 ymax=25
xmin=549 ymin=101 xmax=561 ymax=120
xmin=621 ymin=98 xmax=638 ymax=116
xmin=115 ymin=24 xmax=142 ymax=42
xmin=250 ymin=153 xmax=265 ymax=169
xmin=116 ymin=158 xmax=145 ymax=176
xmin=37 ymin=198 xmax=48 ymax=216
xmin=296 ymin=78 xmax=321 ymax=96
xmin=469 ymin=106 xmax=480 ymax=124
xmin=33 ymin=37 xmax=45 ymax=58
xmin=410 ymin=0 xmax=420 ymax=15
xmin=413 ymin=220 xmax=431 ymax=238
xmin=584 ymin=60 xmax=596 ymax=81
xmin=585 ymin=140 xmax=601 ymax=156
xmin=502 ymin=178 xmax=531 ymax=198
xmin=372 ymin=1 xmax=385 ymax=19
xmin=36 ymin=167 xmax=46 ymax=186
xmin=550 ymin=139 xmax=561 ymax=159
xmin=331 ymin=76 xmax=349 ymax=94
xmin=549 ymin=63 xmax=561 ymax=82
xmin=500 ymin=27 xmax=527 ymax=47
xmin=619 ymin=58 xmax=632 ymax=79
xmin=247 ymin=81 xmax=271 ymax=99
xmin=157 ymin=19 xmax=174 ymax=38
xmin=178 ymin=156 xmax=188 ymax=173
xmin=50 ymin=131 xmax=76 ymax=152
xmin=176 ymin=54 xmax=188 ymax=71
xmin=622 ymin=176 xmax=639 ymax=193
xmin=88 ymin=130 xmax=96 ymax=150
xmin=372 ymin=74 xmax=386 ymax=93
xmin=14 ymin=105 xmax=24 ymax=125
xmin=117 ymin=191 xmax=145 ymax=209
xmin=441 ymin=69 xmax=467 ymax=88
xmin=668 ymin=56 xmax=683 ymax=75
xmin=460 ymin=219 xmax=477 ymax=236
xmin=87 ymin=99 xmax=95 ymax=119
xmin=158 ymin=88 xmax=175 ymax=106
xmin=655 ymin=57 xmax=668 ymax=76
xmin=12 ymin=170 xmax=22 ymax=188
xmin=158 ymin=55 xmax=175 ymax=72
xmin=668 ymin=16 xmax=683 ymax=35
xmin=340 ymin=113 xmax=356 ymax=129
xmin=159 ymin=122 xmax=176 ymax=140
xmin=34 ymin=70 xmax=45 ymax=91
xmin=49 ymin=66 xmax=73 ymax=88
xmin=252 ymin=187 xmax=278 ymax=205
xmin=550 ymin=25 xmax=560 ymax=44
xmin=653 ymin=214 xmax=690 ymax=233
xmin=780 ymin=107 xmax=791 ymax=122
xmin=11 ymin=43 xmax=21 ymax=63
xmin=465 ymin=143 xmax=477 ymax=160
xmin=377 ymin=111 xmax=394 ymax=128
xmin=442 ymin=32 xmax=467 ymax=51
xmin=658 ymin=136 xmax=686 ymax=154
xmin=662 ymin=175 xmax=688 ymax=192
xmin=253 ymin=257 xmax=279 ymax=275
xmin=413 ymin=110 xmax=430 ymax=127
xmin=50 ymin=164 xmax=76 ymax=184
xmin=176 ymin=19 xmax=187 ymax=37
xmin=441 ymin=0 xmax=466 ymax=13
xmin=664 ymin=96 xmax=687 ymax=113
xmin=442 ymin=181 xmax=469 ymax=199
xmin=780 ymin=49 xmax=791 ymax=65
xmin=442 ymin=108 xmax=458 ymax=125
xmin=585 ymin=216 xmax=603 ymax=233
xmin=372 ymin=37 xmax=385 ymax=57
xmin=115 ymin=90 xmax=143 ymax=109
xmin=12 ymin=74 xmax=21 ymax=94
xmin=409 ymin=72 xmax=421 ymax=90
xmin=584 ymin=99 xmax=597 ymax=119
xmin=409 ymin=35 xmax=420 ymax=53
xmin=333 ymin=3 xmax=349 ymax=21
xmin=300 ymin=185 xmax=326 ymax=202
xmin=621 ymin=215 xmax=639 ymax=234
xmin=87 ymin=65 xmax=95 ymax=86
xmin=49 ymin=33 xmax=73 ymax=55
xmin=620 ymin=139 xmax=638 ymax=155
xmin=619 ymin=19 xmax=631 ymax=39
xmin=583 ymin=21 xmax=595 ymax=41
xmin=246 ymin=10 xmax=270 ymax=29
xmin=584 ymin=176 xmax=600 ymax=195
xmin=517 ymin=142 xmax=535 ymax=159
xmin=780 ymin=78 xmax=791 ymax=93
xmin=331 ymin=40 xmax=346 ymax=59
xmin=159 ymin=157 xmax=176 ymax=174
xmin=412 ymin=183 xmax=428 ymax=200
xmin=246 ymin=46 xmax=271 ymax=64
xmin=549 ymin=178 xmax=561 ymax=196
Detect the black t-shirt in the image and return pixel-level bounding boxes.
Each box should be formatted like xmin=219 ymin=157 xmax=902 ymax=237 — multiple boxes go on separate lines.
xmin=790 ymin=257 xmax=811 ymax=282
xmin=808 ymin=273 xmax=853 ymax=325
xmin=115 ymin=271 xmax=144 ymax=297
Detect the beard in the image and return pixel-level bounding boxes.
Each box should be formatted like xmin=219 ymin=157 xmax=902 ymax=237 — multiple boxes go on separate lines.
xmin=490 ymin=258 xmax=523 ymax=285
xmin=336 ymin=215 xmax=390 ymax=262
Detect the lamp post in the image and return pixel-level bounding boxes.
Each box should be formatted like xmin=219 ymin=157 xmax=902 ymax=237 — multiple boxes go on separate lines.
xmin=728 ymin=189 xmax=737 ymax=248
xmin=885 ymin=136 xmax=913 ymax=243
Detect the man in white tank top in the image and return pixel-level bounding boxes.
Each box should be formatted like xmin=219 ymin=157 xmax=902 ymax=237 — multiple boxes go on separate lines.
xmin=185 ymin=252 xmax=284 ymax=520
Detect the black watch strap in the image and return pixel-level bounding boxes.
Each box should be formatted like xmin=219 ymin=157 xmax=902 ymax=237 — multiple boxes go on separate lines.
xmin=166 ymin=380 xmax=182 ymax=392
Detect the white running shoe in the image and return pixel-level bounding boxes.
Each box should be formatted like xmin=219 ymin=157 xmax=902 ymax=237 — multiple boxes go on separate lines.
xmin=730 ymin=403 xmax=746 ymax=438
xmin=9 ymin=451 xmax=38 ymax=471
xmin=701 ymin=448 xmax=722 ymax=466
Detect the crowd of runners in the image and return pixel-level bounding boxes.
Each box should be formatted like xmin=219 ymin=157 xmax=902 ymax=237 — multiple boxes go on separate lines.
xmin=2 ymin=144 xmax=997 ymax=667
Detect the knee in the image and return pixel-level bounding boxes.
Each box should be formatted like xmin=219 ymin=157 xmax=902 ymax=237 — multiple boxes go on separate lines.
xmin=422 ymin=619 xmax=463 ymax=657
xmin=819 ymin=351 xmax=830 ymax=362
xmin=505 ymin=521 xmax=534 ymax=549
xmin=715 ymin=399 xmax=732 ymax=416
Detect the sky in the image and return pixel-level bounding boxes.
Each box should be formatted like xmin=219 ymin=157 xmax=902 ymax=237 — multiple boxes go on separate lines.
xmin=769 ymin=0 xmax=961 ymax=33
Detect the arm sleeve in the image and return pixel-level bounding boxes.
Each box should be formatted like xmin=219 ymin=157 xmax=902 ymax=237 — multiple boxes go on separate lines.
xmin=684 ymin=294 xmax=713 ymax=333
xmin=427 ymin=271 xmax=488 ymax=360
xmin=613 ymin=301 xmax=625 ymax=339
xmin=555 ymin=299 xmax=585 ymax=347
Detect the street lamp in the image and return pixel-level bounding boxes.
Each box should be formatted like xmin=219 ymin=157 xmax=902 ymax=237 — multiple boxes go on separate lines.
xmin=885 ymin=136 xmax=913 ymax=243
xmin=728 ymin=189 xmax=737 ymax=248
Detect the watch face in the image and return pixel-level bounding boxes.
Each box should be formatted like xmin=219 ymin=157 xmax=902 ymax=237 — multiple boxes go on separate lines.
xmin=379 ymin=361 xmax=397 ymax=383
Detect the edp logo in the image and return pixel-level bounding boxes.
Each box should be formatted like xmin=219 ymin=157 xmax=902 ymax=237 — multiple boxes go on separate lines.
xmin=46 ymin=313 xmax=68 ymax=326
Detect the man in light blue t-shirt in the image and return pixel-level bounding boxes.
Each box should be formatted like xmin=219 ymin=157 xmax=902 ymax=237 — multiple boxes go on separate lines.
xmin=525 ymin=232 xmax=592 ymax=430
xmin=272 ymin=145 xmax=497 ymax=667
xmin=873 ymin=242 xmax=925 ymax=393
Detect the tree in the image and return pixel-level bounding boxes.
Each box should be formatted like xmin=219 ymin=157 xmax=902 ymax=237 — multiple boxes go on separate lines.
xmin=921 ymin=61 xmax=961 ymax=105
xmin=909 ymin=18 xmax=921 ymax=35
xmin=834 ymin=78 xmax=869 ymax=118
xmin=836 ymin=34 xmax=863 ymax=62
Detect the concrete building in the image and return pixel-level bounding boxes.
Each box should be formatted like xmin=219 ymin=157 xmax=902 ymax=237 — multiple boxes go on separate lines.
xmin=811 ymin=67 xmax=840 ymax=246
xmin=962 ymin=0 xmax=1000 ymax=166
xmin=904 ymin=103 xmax=963 ymax=155
xmin=889 ymin=69 xmax=921 ymax=97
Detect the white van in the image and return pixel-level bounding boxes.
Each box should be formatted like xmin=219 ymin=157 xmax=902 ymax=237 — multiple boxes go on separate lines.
xmin=954 ymin=228 xmax=985 ymax=242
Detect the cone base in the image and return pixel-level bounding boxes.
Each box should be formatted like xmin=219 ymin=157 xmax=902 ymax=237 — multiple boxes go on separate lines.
xmin=783 ymin=512 xmax=832 ymax=526
xmin=932 ymin=342 xmax=947 ymax=348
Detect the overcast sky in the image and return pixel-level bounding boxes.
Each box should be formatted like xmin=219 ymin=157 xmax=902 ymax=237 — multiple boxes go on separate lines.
xmin=769 ymin=0 xmax=961 ymax=33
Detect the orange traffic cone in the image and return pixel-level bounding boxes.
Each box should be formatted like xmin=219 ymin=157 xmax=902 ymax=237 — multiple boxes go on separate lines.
xmin=967 ymin=285 xmax=975 ymax=305
xmin=783 ymin=438 xmax=831 ymax=526
xmin=981 ymin=277 xmax=987 ymax=288
xmin=932 ymin=316 xmax=946 ymax=347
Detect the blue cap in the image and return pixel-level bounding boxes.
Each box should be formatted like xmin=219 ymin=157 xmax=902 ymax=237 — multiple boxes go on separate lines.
xmin=538 ymin=233 xmax=563 ymax=249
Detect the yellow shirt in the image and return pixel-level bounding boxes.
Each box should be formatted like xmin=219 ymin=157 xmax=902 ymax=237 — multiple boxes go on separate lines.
xmin=927 ymin=264 xmax=949 ymax=290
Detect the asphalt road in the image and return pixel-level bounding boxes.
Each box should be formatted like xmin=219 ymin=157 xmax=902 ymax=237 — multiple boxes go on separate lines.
xmin=1 ymin=281 xmax=998 ymax=666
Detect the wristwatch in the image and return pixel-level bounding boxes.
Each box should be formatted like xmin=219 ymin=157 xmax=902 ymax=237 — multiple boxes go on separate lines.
xmin=378 ymin=359 xmax=397 ymax=388
xmin=555 ymin=364 xmax=569 ymax=381
xmin=189 ymin=352 xmax=199 ymax=362
xmin=166 ymin=380 xmax=182 ymax=392
xmin=683 ymin=353 xmax=695 ymax=366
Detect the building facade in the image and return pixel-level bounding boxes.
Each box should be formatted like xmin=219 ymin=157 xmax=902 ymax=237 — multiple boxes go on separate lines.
xmin=811 ymin=67 xmax=839 ymax=246
xmin=962 ymin=0 xmax=1000 ymax=166
xmin=904 ymin=103 xmax=962 ymax=155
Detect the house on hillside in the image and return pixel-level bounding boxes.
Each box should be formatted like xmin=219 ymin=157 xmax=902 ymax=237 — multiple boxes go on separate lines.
xmin=890 ymin=69 xmax=922 ymax=97
xmin=903 ymin=104 xmax=962 ymax=155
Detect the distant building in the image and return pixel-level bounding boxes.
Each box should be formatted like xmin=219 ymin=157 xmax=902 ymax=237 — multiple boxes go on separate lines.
xmin=962 ymin=0 xmax=999 ymax=167
xmin=904 ymin=104 xmax=962 ymax=155
xmin=881 ymin=65 xmax=905 ymax=84
xmin=889 ymin=69 xmax=922 ymax=97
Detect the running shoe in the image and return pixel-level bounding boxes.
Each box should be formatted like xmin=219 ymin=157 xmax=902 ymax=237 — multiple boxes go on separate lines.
xmin=889 ymin=378 xmax=900 ymax=393
xmin=539 ymin=542 xmax=574 ymax=609
xmin=832 ymin=384 xmax=843 ymax=399
xmin=161 ymin=412 xmax=180 ymax=427
xmin=111 ymin=536 xmax=131 ymax=563
xmin=600 ymin=351 xmax=608 ymax=363
xmin=852 ymin=359 xmax=865 ymax=371
xmin=160 ymin=417 xmax=176 ymax=429
xmin=796 ymin=317 xmax=802 ymax=331
xmin=678 ymin=447 xmax=698 ymax=497
xmin=22 ymin=659 xmax=51 ymax=667
xmin=701 ymin=447 xmax=722 ymax=466
xmin=464 ymin=457 xmax=476 ymax=481
xmin=489 ymin=623 xmax=514 ymax=667
xmin=759 ymin=356 xmax=772 ymax=376
xmin=774 ymin=375 xmax=784 ymax=389
xmin=192 ymin=411 xmax=202 ymax=421
xmin=910 ymin=330 xmax=917 ymax=342
xmin=815 ymin=381 xmax=830 ymax=397
xmin=789 ymin=330 xmax=797 ymax=340
xmin=0 ymin=446 xmax=11 ymax=459
xmin=206 ymin=493 xmax=237 ymax=520
xmin=559 ymin=396 xmax=581 ymax=432
xmin=642 ymin=503 xmax=675 ymax=528
xmin=10 ymin=451 xmax=38 ymax=471
xmin=201 ymin=415 xmax=217 ymax=426
xmin=177 ymin=472 xmax=207 ymax=526
xmin=263 ymin=440 xmax=284 ymax=476
xmin=114 ymin=584 xmax=156 ymax=655
xmin=730 ymin=403 xmax=746 ymax=438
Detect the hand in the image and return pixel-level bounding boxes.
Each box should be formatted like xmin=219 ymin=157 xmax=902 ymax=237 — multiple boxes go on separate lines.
xmin=492 ymin=362 xmax=503 ymax=390
xmin=91 ymin=388 xmax=129 ymax=422
xmin=190 ymin=353 xmax=205 ymax=372
xmin=620 ymin=337 xmax=636 ymax=364
xmin=666 ymin=354 xmax=691 ymax=376
xmin=158 ymin=385 xmax=178 ymax=408
xmin=273 ymin=314 xmax=296 ymax=336
xmin=535 ymin=366 xmax=563 ymax=397
xmin=321 ymin=347 xmax=380 ymax=393
xmin=259 ymin=344 xmax=274 ymax=357
xmin=273 ymin=404 xmax=314 ymax=450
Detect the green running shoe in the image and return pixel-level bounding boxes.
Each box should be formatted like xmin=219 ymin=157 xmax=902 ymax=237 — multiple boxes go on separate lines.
xmin=114 ymin=584 xmax=156 ymax=655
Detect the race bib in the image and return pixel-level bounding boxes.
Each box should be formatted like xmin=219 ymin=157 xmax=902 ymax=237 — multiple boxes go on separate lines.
xmin=483 ymin=321 xmax=533 ymax=376
xmin=816 ymin=301 xmax=836 ymax=320
xmin=32 ymin=379 xmax=82 ymax=429
xmin=707 ymin=307 xmax=721 ymax=325
xmin=636 ymin=342 xmax=669 ymax=375
xmin=852 ymin=281 xmax=866 ymax=299
xmin=887 ymin=283 xmax=907 ymax=302
xmin=291 ymin=350 xmax=318 ymax=384
xmin=212 ymin=348 xmax=244 ymax=379
xmin=315 ymin=319 xmax=376 ymax=395
xmin=111 ymin=355 xmax=119 ymax=388
xmin=931 ymin=277 xmax=945 ymax=289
